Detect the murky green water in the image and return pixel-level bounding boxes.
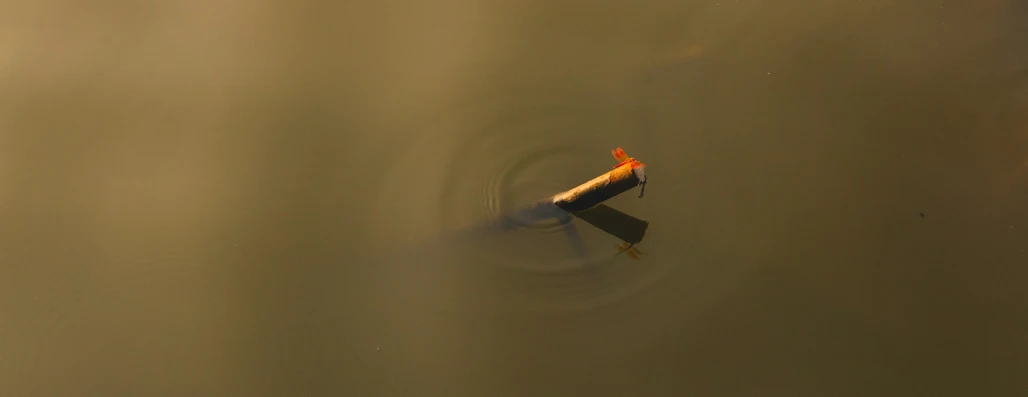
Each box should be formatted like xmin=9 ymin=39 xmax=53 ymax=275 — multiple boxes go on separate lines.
xmin=2 ymin=1 xmax=1027 ymax=395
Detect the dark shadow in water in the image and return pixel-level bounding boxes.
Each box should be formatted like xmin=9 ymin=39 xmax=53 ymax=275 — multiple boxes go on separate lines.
xmin=440 ymin=201 xmax=649 ymax=259
xmin=571 ymin=204 xmax=649 ymax=245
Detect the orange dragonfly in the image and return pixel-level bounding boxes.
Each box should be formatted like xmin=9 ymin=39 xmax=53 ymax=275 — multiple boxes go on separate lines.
xmin=611 ymin=147 xmax=646 ymax=170
xmin=611 ymin=147 xmax=648 ymax=198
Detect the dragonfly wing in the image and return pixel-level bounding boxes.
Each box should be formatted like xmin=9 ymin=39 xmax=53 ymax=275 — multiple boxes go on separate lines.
xmin=611 ymin=147 xmax=630 ymax=162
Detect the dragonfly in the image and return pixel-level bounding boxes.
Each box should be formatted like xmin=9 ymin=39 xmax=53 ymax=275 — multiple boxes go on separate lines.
xmin=611 ymin=147 xmax=648 ymax=198
xmin=611 ymin=147 xmax=645 ymax=169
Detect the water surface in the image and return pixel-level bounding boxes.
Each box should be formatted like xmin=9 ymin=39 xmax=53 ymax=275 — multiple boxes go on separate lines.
xmin=2 ymin=0 xmax=1027 ymax=395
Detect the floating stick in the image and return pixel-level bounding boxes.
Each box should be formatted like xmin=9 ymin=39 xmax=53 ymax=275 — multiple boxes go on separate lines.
xmin=549 ymin=147 xmax=647 ymax=212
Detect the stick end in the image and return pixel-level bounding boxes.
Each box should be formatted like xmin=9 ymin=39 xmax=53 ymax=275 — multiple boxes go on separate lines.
xmin=631 ymin=160 xmax=646 ymax=181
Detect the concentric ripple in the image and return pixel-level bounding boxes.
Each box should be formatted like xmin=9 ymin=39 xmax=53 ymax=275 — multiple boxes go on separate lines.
xmin=373 ymin=94 xmax=673 ymax=312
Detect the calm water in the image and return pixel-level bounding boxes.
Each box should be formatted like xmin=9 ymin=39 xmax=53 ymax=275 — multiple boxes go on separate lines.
xmin=2 ymin=1 xmax=1027 ymax=396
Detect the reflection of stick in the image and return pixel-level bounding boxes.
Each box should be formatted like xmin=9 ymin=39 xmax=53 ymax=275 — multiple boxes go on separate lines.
xmin=571 ymin=204 xmax=648 ymax=245
xmin=550 ymin=161 xmax=646 ymax=212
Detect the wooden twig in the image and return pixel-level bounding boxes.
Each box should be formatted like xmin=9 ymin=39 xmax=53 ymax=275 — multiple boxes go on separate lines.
xmin=550 ymin=155 xmax=646 ymax=212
